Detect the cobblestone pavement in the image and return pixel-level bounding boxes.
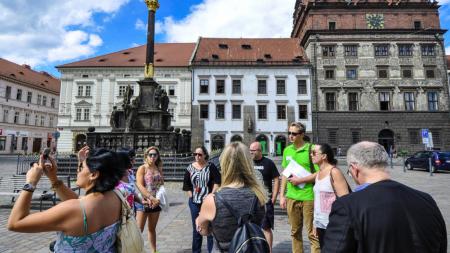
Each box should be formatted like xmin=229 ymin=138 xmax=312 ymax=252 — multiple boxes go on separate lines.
xmin=0 ymin=157 xmax=448 ymax=252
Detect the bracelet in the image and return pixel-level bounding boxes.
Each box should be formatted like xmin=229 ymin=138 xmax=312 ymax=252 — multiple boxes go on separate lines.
xmin=51 ymin=179 xmax=64 ymax=191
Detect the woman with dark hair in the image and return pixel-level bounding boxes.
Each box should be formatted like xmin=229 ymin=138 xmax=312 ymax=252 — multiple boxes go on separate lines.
xmin=310 ymin=143 xmax=350 ymax=248
xmin=135 ymin=146 xmax=164 ymax=253
xmin=8 ymin=146 xmax=127 ymax=252
xmin=116 ymin=147 xmax=137 ymax=208
xmin=183 ymin=146 xmax=221 ymax=253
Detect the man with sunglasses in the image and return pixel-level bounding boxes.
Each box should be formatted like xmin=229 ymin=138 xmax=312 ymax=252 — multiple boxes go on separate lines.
xmin=323 ymin=141 xmax=447 ymax=253
xmin=280 ymin=122 xmax=320 ymax=253
xmin=250 ymin=141 xmax=280 ymax=253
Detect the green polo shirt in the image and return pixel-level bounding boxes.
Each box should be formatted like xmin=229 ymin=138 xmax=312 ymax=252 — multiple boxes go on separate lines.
xmin=282 ymin=143 xmax=317 ymax=201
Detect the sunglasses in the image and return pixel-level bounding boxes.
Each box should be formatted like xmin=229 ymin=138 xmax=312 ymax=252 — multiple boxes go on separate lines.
xmin=288 ymin=131 xmax=302 ymax=136
xmin=148 ymin=153 xmax=158 ymax=158
xmin=193 ymin=153 xmax=203 ymax=157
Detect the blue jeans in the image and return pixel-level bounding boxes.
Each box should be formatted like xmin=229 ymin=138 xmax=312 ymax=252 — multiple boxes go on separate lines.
xmin=189 ymin=197 xmax=213 ymax=253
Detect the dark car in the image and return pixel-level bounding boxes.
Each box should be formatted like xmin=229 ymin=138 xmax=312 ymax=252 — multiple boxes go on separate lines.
xmin=405 ymin=151 xmax=450 ymax=172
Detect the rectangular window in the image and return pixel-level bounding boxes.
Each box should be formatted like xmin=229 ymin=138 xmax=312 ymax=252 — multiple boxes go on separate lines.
xmin=328 ymin=22 xmax=336 ymax=30
xmin=84 ymin=109 xmax=90 ymax=120
xmin=346 ymin=67 xmax=357 ymax=80
xmin=299 ymin=104 xmax=308 ymax=119
xmin=40 ymin=115 xmax=45 ymax=126
xmin=344 ymin=45 xmax=358 ymax=57
xmin=16 ymin=89 xmax=22 ymax=101
xmin=351 ymin=130 xmax=361 ymax=144
xmin=37 ymin=95 xmax=42 ymax=105
xmin=297 ymin=80 xmax=307 ymax=95
xmin=77 ymin=86 xmax=83 ymax=96
xmin=5 ymin=86 xmax=11 ymax=99
xmin=168 ymin=86 xmax=175 ymax=96
xmin=216 ymin=104 xmax=225 ymax=119
xmin=216 ymin=80 xmax=225 ymax=94
xmin=408 ymin=129 xmax=419 ymax=144
xmin=398 ymin=44 xmax=413 ymax=57
xmin=25 ymin=113 xmax=30 ymax=125
xmin=76 ymin=108 xmax=82 ymax=121
xmin=85 ymin=86 xmax=91 ymax=97
xmin=200 ymin=79 xmax=209 ymax=94
xmin=200 ymin=104 xmax=209 ymax=119
xmin=322 ymin=45 xmax=336 ymax=57
xmin=425 ymin=67 xmax=436 ymax=78
xmin=14 ymin=111 xmax=19 ymax=124
xmin=49 ymin=116 xmax=54 ymax=127
xmin=21 ymin=137 xmax=28 ymax=151
xmin=119 ymin=86 xmax=127 ymax=96
xmin=379 ymin=92 xmax=390 ymax=111
xmin=377 ymin=67 xmax=389 ymax=79
xmin=258 ymin=104 xmax=267 ymax=119
xmin=375 ymin=44 xmax=389 ymax=57
xmin=404 ymin=92 xmax=415 ymax=111
xmin=414 ymin=21 xmax=421 ymax=29
xmin=51 ymin=98 xmax=56 ymax=108
xmin=427 ymin=91 xmax=438 ymax=111
xmin=325 ymin=69 xmax=335 ymax=80
xmin=257 ymin=80 xmax=267 ymax=94
xmin=42 ymin=96 xmax=47 ymax=106
xmin=232 ymin=80 xmax=241 ymax=94
xmin=276 ymin=79 xmax=286 ymax=94
xmin=27 ymin=92 xmax=32 ymax=103
xmin=0 ymin=137 xmax=6 ymax=150
xmin=430 ymin=129 xmax=441 ymax=145
xmin=277 ymin=105 xmax=286 ymax=120
xmin=326 ymin=93 xmax=336 ymax=111
xmin=401 ymin=68 xmax=413 ymax=78
xmin=232 ymin=104 xmax=241 ymax=119
xmin=35 ymin=115 xmax=38 ymax=126
xmin=421 ymin=44 xmax=435 ymax=56
xmin=348 ymin=92 xmax=358 ymax=111
xmin=328 ymin=129 xmax=338 ymax=145
xmin=3 ymin=110 xmax=8 ymax=122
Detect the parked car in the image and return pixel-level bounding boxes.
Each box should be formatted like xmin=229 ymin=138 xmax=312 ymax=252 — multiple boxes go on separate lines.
xmin=405 ymin=151 xmax=450 ymax=172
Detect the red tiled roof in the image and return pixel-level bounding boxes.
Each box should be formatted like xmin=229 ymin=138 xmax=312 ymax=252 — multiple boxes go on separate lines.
xmin=57 ymin=43 xmax=196 ymax=68
xmin=0 ymin=58 xmax=60 ymax=94
xmin=191 ymin=38 xmax=307 ymax=66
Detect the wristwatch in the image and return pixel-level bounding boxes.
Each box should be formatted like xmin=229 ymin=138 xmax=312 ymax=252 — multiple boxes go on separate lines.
xmin=22 ymin=183 xmax=36 ymax=192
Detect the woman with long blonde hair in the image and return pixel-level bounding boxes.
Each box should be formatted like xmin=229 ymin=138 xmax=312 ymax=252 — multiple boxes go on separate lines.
xmin=196 ymin=142 xmax=267 ymax=252
xmin=135 ymin=146 xmax=164 ymax=253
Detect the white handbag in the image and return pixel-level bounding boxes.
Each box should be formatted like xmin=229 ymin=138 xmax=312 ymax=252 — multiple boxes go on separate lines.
xmin=113 ymin=189 xmax=144 ymax=253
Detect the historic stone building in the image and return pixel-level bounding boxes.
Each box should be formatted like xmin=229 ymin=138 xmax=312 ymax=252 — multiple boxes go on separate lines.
xmin=56 ymin=43 xmax=195 ymax=152
xmin=0 ymin=58 xmax=60 ymax=154
xmin=191 ymin=38 xmax=312 ymax=155
xmin=292 ymin=0 xmax=450 ymax=153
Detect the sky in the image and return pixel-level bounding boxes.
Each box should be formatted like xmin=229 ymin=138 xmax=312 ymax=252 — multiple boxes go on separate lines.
xmin=0 ymin=0 xmax=449 ymax=78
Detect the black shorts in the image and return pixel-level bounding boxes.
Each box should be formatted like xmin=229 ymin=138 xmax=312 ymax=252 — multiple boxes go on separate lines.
xmin=144 ymin=205 xmax=162 ymax=213
xmin=261 ymin=200 xmax=274 ymax=230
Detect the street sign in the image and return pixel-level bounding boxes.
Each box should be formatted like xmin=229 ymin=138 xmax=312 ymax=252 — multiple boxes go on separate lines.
xmin=426 ymin=132 xmax=434 ymax=149
xmin=421 ymin=129 xmax=429 ymax=144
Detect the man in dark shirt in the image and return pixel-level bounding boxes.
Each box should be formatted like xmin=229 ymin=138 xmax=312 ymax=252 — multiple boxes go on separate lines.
xmin=250 ymin=141 xmax=280 ymax=253
xmin=323 ymin=141 xmax=447 ymax=253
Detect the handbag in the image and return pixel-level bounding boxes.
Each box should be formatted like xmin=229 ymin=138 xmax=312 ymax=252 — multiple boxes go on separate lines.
xmin=113 ymin=189 xmax=144 ymax=253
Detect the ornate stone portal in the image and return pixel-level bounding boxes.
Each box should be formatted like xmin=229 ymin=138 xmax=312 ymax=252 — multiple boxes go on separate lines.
xmin=87 ymin=0 xmax=191 ymax=153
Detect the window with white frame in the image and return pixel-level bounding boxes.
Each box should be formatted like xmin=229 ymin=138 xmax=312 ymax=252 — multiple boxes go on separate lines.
xmin=216 ymin=104 xmax=225 ymax=119
xmin=168 ymin=86 xmax=175 ymax=96
xmin=258 ymin=104 xmax=267 ymax=119
xmin=276 ymin=79 xmax=286 ymax=95
xmin=49 ymin=116 xmax=54 ymax=127
xmin=277 ymin=105 xmax=286 ymax=120
xmin=37 ymin=94 xmax=42 ymax=105
xmin=427 ymin=91 xmax=438 ymax=111
xmin=200 ymin=79 xmax=209 ymax=94
xmin=232 ymin=104 xmax=241 ymax=119
xmin=379 ymin=92 xmax=390 ymax=111
xmin=40 ymin=115 xmax=45 ymax=126
xmin=14 ymin=111 xmax=19 ymax=124
xmin=298 ymin=80 xmax=307 ymax=95
xmin=298 ymin=104 xmax=308 ymax=119
xmin=3 ymin=110 xmax=8 ymax=122
xmin=42 ymin=96 xmax=47 ymax=106
xmin=25 ymin=113 xmax=30 ymax=125
xmin=76 ymin=108 xmax=82 ymax=121
xmin=404 ymin=92 xmax=415 ymax=111
xmin=257 ymin=80 xmax=267 ymax=94
xmin=51 ymin=98 xmax=56 ymax=108
xmin=16 ymin=89 xmax=22 ymax=101
xmin=232 ymin=80 xmax=241 ymax=94
xmin=27 ymin=92 xmax=32 ymax=103
xmin=85 ymin=86 xmax=91 ymax=97
xmin=34 ymin=115 xmax=38 ymax=126
xmin=84 ymin=109 xmax=90 ymax=120
xmin=77 ymin=86 xmax=83 ymax=96
xmin=200 ymin=104 xmax=209 ymax=119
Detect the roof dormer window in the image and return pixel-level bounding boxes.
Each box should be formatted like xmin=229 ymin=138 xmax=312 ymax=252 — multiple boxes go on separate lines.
xmin=219 ymin=44 xmax=228 ymax=49
xmin=241 ymin=44 xmax=252 ymax=50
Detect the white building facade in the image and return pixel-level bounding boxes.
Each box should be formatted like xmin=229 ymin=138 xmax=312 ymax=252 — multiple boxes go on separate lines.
xmin=0 ymin=59 xmax=60 ymax=154
xmin=191 ymin=38 xmax=312 ymax=155
xmin=56 ymin=44 xmax=195 ymax=153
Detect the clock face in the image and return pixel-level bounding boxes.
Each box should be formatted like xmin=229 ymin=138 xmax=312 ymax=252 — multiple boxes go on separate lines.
xmin=366 ymin=14 xmax=384 ymax=29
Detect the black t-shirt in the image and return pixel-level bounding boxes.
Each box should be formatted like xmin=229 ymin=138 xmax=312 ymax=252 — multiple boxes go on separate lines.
xmin=253 ymin=157 xmax=280 ymax=197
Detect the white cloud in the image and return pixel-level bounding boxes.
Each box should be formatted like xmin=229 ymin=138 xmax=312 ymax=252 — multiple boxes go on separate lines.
xmin=135 ymin=18 xmax=147 ymax=31
xmin=446 ymin=46 xmax=450 ymax=55
xmin=158 ymin=0 xmax=296 ymax=42
xmin=0 ymin=0 xmax=130 ymax=67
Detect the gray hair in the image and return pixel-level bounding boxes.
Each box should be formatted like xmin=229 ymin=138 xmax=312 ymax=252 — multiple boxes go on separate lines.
xmin=347 ymin=141 xmax=389 ymax=169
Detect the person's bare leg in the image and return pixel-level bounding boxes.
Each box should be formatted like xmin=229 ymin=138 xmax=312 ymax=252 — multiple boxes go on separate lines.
xmin=136 ymin=211 xmax=147 ymax=232
xmin=147 ymin=212 xmax=160 ymax=253
xmin=263 ymin=228 xmax=273 ymax=253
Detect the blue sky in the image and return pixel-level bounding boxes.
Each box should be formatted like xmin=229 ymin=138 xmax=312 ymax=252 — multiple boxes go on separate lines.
xmin=0 ymin=0 xmax=449 ymax=78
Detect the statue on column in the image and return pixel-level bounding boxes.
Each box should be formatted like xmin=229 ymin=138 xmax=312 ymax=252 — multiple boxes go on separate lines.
xmin=110 ymin=106 xmax=119 ymax=129
xmin=125 ymin=97 xmax=140 ymax=132
xmin=160 ymin=90 xmax=169 ymax=112
xmin=154 ymin=86 xmax=162 ymax=109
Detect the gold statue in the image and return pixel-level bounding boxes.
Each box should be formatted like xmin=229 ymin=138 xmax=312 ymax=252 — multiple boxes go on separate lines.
xmin=145 ymin=63 xmax=154 ymax=78
xmin=145 ymin=0 xmax=159 ymax=12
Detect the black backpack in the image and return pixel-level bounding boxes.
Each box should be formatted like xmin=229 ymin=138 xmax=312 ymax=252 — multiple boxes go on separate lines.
xmin=215 ymin=193 xmax=270 ymax=253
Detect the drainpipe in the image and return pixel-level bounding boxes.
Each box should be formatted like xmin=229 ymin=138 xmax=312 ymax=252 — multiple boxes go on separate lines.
xmin=313 ymin=34 xmax=320 ymax=143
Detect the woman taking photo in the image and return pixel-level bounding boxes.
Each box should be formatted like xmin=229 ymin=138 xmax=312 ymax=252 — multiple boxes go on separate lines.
xmin=311 ymin=143 xmax=350 ymax=247
xmin=135 ymin=146 xmax=164 ymax=253
xmin=196 ymin=142 xmax=266 ymax=252
xmin=8 ymin=146 xmax=128 ymax=252
xmin=183 ymin=146 xmax=221 ymax=253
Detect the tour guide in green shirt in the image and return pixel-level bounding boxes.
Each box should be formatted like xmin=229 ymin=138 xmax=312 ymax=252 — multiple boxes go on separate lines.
xmin=280 ymin=122 xmax=320 ymax=253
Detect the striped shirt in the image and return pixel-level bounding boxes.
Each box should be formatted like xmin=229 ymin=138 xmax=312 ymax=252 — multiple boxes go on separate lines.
xmin=182 ymin=163 xmax=221 ymax=204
